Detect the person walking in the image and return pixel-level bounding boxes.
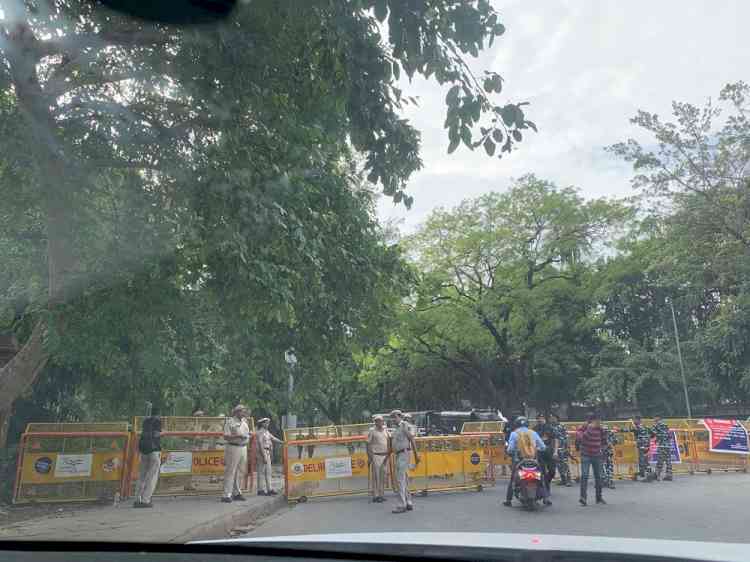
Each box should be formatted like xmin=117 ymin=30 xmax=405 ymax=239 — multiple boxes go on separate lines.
xmin=389 ymin=410 xmax=419 ymax=514
xmin=576 ymin=413 xmax=607 ymax=506
xmin=255 ymin=417 xmax=284 ymax=495
xmin=631 ymin=415 xmax=652 ymax=481
xmin=367 ymin=414 xmax=390 ymax=503
xmin=601 ymin=425 xmax=616 ymax=489
xmin=652 ymin=415 xmax=673 ymax=481
xmin=221 ymin=404 xmax=251 ymax=503
xmin=134 ymin=407 xmax=162 ymax=508
xmin=550 ymin=413 xmax=572 ymax=487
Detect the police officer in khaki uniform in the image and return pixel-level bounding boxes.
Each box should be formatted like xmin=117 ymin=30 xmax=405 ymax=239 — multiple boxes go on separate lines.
xmin=367 ymin=414 xmax=390 ymax=503
xmin=255 ymin=417 xmax=283 ymax=495
xmin=389 ymin=410 xmax=420 ymax=514
xmin=221 ymin=404 xmax=250 ymax=503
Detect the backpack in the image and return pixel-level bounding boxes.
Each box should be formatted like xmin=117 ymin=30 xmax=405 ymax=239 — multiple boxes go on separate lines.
xmin=517 ymin=430 xmax=537 ymax=459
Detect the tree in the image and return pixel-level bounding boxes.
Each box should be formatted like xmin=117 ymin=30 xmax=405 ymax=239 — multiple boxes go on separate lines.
xmin=0 ymin=0 xmax=533 ymax=438
xmin=376 ymin=175 xmax=625 ymax=411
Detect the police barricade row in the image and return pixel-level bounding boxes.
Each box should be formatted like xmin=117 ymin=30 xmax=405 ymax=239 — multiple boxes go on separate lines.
xmin=13 ymin=424 xmax=131 ymax=504
xmin=283 ymin=434 xmax=495 ymax=503
xmin=125 ymin=416 xmax=256 ymax=498
xmin=13 ymin=417 xmax=258 ymax=504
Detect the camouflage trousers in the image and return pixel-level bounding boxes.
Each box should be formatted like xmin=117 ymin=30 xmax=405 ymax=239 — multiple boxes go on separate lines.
xmin=602 ymin=449 xmax=614 ymax=487
xmin=637 ymin=446 xmax=650 ymax=477
xmin=655 ymin=444 xmax=672 ymax=478
xmin=557 ymin=449 xmax=571 ymax=484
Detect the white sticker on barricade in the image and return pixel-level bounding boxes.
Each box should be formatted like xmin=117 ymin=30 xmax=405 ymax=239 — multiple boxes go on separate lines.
xmin=161 ymin=452 xmax=193 ymax=474
xmin=54 ymin=453 xmax=93 ymax=478
xmin=325 ymin=456 xmax=352 ymax=479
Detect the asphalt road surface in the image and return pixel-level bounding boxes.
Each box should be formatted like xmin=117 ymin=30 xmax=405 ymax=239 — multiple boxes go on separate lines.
xmin=245 ymin=474 xmax=749 ymax=544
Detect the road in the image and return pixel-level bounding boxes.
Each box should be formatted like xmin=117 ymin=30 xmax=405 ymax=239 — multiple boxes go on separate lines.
xmin=242 ymin=474 xmax=749 ymax=544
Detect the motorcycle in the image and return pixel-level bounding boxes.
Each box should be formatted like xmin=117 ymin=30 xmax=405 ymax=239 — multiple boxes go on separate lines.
xmin=513 ymin=458 xmax=545 ymax=510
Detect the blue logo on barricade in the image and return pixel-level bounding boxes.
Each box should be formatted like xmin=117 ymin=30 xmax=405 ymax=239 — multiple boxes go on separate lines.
xmin=470 ymin=452 xmax=481 ymax=465
xmin=34 ymin=457 xmax=53 ymax=474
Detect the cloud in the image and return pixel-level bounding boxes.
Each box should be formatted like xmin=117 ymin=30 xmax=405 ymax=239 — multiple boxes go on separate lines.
xmin=378 ymin=0 xmax=750 ymax=233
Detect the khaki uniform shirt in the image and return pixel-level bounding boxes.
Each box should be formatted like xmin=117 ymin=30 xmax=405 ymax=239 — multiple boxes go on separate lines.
xmin=367 ymin=427 xmax=389 ymax=466
xmin=256 ymin=428 xmax=275 ymax=460
xmin=223 ymin=417 xmax=250 ymax=446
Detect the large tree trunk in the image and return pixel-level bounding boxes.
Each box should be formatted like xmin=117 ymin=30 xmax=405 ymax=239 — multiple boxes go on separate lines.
xmin=0 ymin=321 xmax=49 ymax=446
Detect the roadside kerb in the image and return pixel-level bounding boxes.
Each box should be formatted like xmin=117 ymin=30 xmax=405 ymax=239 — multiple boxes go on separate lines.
xmin=173 ymin=493 xmax=286 ymax=542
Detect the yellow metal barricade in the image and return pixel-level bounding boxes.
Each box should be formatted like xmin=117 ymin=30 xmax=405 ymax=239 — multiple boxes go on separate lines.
xmin=284 ymin=436 xmax=371 ymax=502
xmin=13 ymin=427 xmax=131 ymax=504
xmin=687 ymin=426 xmax=748 ymax=474
xmin=284 ymin=433 xmax=495 ymax=503
xmin=461 ymin=421 xmax=504 ymax=434
xmin=284 ymin=425 xmax=338 ymax=441
xmin=126 ymin=416 xmax=256 ymax=497
xmin=338 ymin=423 xmax=372 ymax=437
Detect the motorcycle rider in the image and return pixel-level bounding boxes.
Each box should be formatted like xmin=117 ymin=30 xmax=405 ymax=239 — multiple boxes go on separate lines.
xmin=503 ymin=416 xmax=550 ymax=507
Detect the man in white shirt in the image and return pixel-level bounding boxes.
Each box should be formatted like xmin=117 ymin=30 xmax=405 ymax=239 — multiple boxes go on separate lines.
xmin=221 ymin=404 xmax=250 ymax=503
xmin=255 ymin=417 xmax=283 ymax=495
xmin=389 ymin=409 xmax=420 ymax=514
xmin=367 ymin=414 xmax=390 ymax=503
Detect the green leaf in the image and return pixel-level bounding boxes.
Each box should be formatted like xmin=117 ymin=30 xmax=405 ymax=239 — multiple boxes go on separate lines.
xmin=494 ymin=23 xmax=506 ymax=35
xmin=483 ymin=137 xmax=496 ymax=156
xmin=446 ymin=85 xmax=461 ymax=107
xmin=374 ymin=0 xmax=388 ymax=22
xmin=492 ymin=129 xmax=503 ymax=143
xmin=500 ymin=105 xmax=516 ymax=126
xmin=512 ymin=130 xmax=522 ymax=142
xmin=392 ymin=60 xmax=400 ymax=80
xmin=525 ymin=120 xmax=538 ymax=133
xmin=447 ymin=137 xmax=460 ymax=154
xmin=460 ymin=125 xmax=472 ymax=147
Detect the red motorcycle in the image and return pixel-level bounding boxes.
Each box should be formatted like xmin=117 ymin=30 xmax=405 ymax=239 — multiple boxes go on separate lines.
xmin=513 ymin=458 xmax=544 ymax=510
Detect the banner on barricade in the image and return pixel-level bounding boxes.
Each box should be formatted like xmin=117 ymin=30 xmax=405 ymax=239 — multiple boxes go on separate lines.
xmin=21 ymin=451 xmax=124 ymax=484
xmin=648 ymin=432 xmax=681 ymax=464
xmin=702 ymin=418 xmax=749 ymax=455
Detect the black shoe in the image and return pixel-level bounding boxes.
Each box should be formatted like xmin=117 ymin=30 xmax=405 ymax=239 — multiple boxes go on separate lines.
xmin=267 ymin=490 xmax=278 ymax=496
xmin=664 ymin=475 xmax=673 ymax=481
xmin=608 ymin=484 xmax=616 ymax=489
xmin=133 ymin=502 xmax=149 ymax=508
xmin=221 ymin=497 xmax=232 ymax=503
xmin=232 ymin=494 xmax=247 ymax=501
xmin=596 ymin=497 xmax=607 ymax=505
xmin=543 ymin=499 xmax=552 ymax=506
xmin=502 ymin=500 xmax=512 ymax=507
xmin=257 ymin=491 xmax=267 ymax=496
xmin=579 ymin=498 xmax=587 ymax=506
xmin=406 ymin=504 xmax=413 ymax=511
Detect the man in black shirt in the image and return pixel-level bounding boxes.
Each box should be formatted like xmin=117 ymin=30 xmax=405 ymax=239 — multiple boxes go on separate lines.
xmin=533 ymin=413 xmax=557 ymax=500
xmin=134 ymin=407 xmax=162 ymax=508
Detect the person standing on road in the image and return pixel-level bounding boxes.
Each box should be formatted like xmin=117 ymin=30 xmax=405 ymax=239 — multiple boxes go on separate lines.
xmin=576 ymin=413 xmax=607 ymax=506
xmin=652 ymin=415 xmax=673 ymax=481
xmin=255 ymin=417 xmax=284 ymax=496
xmin=389 ymin=409 xmax=419 ymax=514
xmin=631 ymin=415 xmax=652 ymax=481
xmin=550 ymin=413 xmax=572 ymax=487
xmin=222 ymin=404 xmax=250 ymax=503
xmin=134 ymin=407 xmax=162 ymax=508
xmin=533 ymin=414 xmax=557 ymax=494
xmin=367 ymin=414 xmax=390 ymax=503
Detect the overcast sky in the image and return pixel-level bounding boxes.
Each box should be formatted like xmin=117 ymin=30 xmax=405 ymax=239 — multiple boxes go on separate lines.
xmin=376 ymin=0 xmax=749 ymax=233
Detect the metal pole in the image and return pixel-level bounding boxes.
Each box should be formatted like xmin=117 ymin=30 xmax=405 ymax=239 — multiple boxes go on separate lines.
xmin=669 ymin=299 xmax=692 ymax=418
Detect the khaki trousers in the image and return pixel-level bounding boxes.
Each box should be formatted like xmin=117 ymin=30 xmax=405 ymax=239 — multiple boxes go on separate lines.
xmin=371 ymin=456 xmax=387 ymax=498
xmin=223 ymin=444 xmax=247 ymax=498
xmin=137 ymin=451 xmax=161 ymax=504
xmin=257 ymin=450 xmax=272 ymax=493
xmin=394 ymin=453 xmax=412 ymax=509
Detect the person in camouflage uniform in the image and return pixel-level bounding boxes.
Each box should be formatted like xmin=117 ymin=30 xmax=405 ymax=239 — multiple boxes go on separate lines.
xmin=549 ymin=413 xmax=571 ymax=486
xmin=652 ymin=414 xmax=673 ymax=481
xmin=630 ymin=415 xmax=651 ymax=481
xmin=601 ymin=425 xmax=616 ymax=489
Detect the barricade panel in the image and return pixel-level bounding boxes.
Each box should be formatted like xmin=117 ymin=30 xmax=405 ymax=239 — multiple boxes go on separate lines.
xmin=13 ymin=432 xmax=130 ymax=504
xmin=284 ymin=425 xmax=339 ymax=441
xmin=126 ymin=431 xmax=255 ymax=497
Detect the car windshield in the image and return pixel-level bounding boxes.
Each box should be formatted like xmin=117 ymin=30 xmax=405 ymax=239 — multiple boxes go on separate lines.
xmin=0 ymin=0 xmax=749 ymax=550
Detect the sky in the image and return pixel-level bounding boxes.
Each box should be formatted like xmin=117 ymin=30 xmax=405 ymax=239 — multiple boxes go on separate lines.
xmin=376 ymin=0 xmax=750 ymax=233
